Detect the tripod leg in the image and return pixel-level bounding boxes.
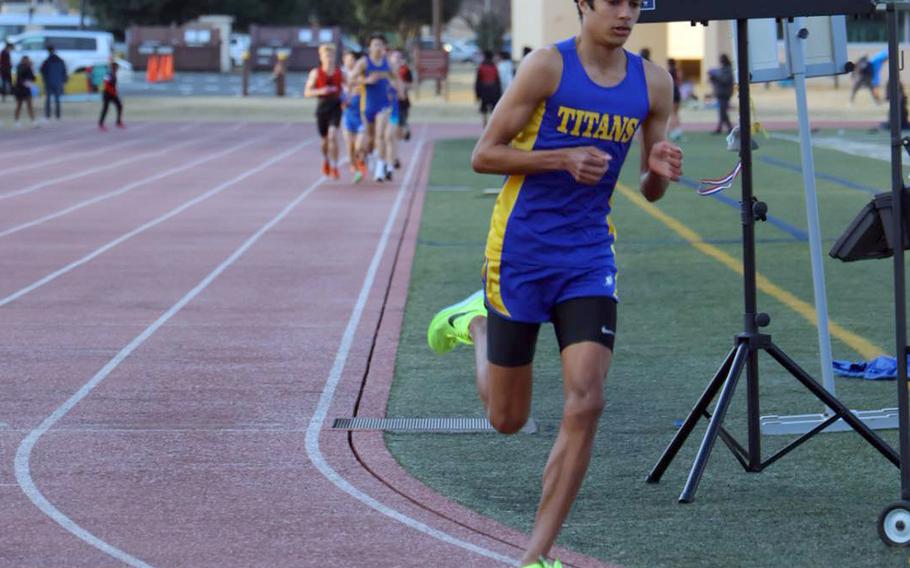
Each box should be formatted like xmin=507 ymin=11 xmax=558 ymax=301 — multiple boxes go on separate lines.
xmin=680 ymin=343 xmax=750 ymax=503
xmin=765 ymin=343 xmax=900 ymax=466
xmin=647 ymin=346 xmax=737 ymax=483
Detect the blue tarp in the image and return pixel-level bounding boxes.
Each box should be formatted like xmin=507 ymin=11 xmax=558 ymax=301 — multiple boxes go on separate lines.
xmin=833 ymin=355 xmax=908 ymax=380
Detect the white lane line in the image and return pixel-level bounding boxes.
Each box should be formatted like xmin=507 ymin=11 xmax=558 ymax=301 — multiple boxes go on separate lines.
xmin=0 ymin=138 xmax=316 ymax=308
xmin=304 ymin=136 xmax=517 ymax=566
xmin=0 ymin=123 xmax=203 ymax=200
xmin=0 ymin=123 xmax=156 ymax=162
xmin=14 ymin=146 xmax=329 ymax=568
xmin=0 ymin=122 xmax=264 ymax=240
xmin=0 ymin=124 xmax=163 ymax=174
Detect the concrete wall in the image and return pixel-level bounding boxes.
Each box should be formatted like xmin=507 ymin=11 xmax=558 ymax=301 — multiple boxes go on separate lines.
xmin=510 ymin=0 xmax=578 ymax=58
xmin=196 ymin=15 xmax=234 ymax=73
xmin=624 ymin=22 xmax=669 ymax=63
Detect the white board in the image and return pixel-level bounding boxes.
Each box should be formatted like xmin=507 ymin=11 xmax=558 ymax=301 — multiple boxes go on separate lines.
xmin=734 ymin=16 xmax=850 ymax=83
xmin=744 ymin=19 xmax=789 ymax=83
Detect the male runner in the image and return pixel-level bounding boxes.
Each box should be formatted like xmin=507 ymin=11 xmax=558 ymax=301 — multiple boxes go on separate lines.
xmin=342 ymin=50 xmax=367 ymax=183
xmin=304 ymin=43 xmax=343 ymax=180
xmin=352 ymin=35 xmax=400 ymax=182
xmin=426 ymin=1 xmax=683 ymax=566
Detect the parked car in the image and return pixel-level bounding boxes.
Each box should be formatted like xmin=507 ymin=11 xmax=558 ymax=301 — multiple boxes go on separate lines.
xmin=340 ymin=35 xmax=362 ymax=55
xmin=445 ymin=38 xmax=481 ymax=63
xmin=8 ymin=30 xmax=118 ymax=74
xmin=413 ymin=37 xmax=481 ymax=63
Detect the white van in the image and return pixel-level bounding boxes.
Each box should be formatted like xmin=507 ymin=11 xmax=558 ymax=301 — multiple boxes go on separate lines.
xmin=8 ymin=30 xmax=118 ymax=74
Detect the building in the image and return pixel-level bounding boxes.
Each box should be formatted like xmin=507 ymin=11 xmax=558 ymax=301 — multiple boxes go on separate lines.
xmin=510 ymin=0 xmax=732 ymax=86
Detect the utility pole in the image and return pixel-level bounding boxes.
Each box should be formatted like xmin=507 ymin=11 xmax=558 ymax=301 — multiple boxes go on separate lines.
xmin=432 ymin=0 xmax=442 ymax=95
xmin=432 ymin=0 xmax=442 ymax=50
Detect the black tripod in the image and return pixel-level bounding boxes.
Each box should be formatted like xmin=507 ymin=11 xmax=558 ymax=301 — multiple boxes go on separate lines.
xmin=646 ymin=19 xmax=900 ymax=504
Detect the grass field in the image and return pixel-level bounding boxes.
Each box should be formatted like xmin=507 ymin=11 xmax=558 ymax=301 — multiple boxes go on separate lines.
xmin=386 ymin=131 xmax=910 ymax=567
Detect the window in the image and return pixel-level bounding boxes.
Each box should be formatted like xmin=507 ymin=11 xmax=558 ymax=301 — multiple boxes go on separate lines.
xmin=20 ymin=37 xmax=46 ymax=51
xmin=184 ymin=29 xmax=212 ymax=45
xmin=46 ymin=36 xmax=97 ymax=51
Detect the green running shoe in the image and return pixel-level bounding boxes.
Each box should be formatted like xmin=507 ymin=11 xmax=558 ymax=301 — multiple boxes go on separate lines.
xmin=522 ymin=558 xmax=563 ymax=568
xmin=426 ymin=289 xmax=487 ymax=354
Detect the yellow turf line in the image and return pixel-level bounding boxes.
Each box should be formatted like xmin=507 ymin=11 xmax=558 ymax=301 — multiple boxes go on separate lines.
xmin=615 ymin=183 xmax=885 ymax=360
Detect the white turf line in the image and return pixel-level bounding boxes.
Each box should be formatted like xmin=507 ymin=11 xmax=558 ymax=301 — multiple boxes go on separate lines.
xmin=304 ymin=135 xmax=518 ymax=566
xmin=0 ymin=122 xmax=203 ymax=200
xmin=0 ymin=123 xmax=167 ymax=175
xmin=14 ymin=140 xmax=321 ymax=568
xmin=0 ymin=137 xmax=316 ymax=309
xmin=0 ymin=122 xmax=156 ymax=162
xmin=0 ymin=122 xmax=270 ymax=240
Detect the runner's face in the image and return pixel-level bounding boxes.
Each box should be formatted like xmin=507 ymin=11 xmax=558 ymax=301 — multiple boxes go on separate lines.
xmin=343 ymin=53 xmax=355 ymax=69
xmin=370 ymin=39 xmax=386 ymax=59
xmin=320 ymin=50 xmax=335 ymax=68
xmin=581 ymin=0 xmax=641 ymax=49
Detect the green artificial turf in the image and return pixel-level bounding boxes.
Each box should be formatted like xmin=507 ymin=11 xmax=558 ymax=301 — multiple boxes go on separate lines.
xmin=385 ymin=134 xmax=910 ymax=567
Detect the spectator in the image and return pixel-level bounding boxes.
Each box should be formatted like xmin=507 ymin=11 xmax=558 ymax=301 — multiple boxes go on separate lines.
xmin=495 ymin=50 xmax=515 ymax=93
xmin=851 ymin=55 xmax=877 ymax=105
xmin=639 ymin=47 xmax=651 ymax=62
xmin=14 ymin=55 xmax=36 ymax=127
xmin=475 ymin=50 xmax=502 ymax=128
xmin=870 ymin=49 xmax=889 ymax=99
xmin=709 ymin=54 xmax=735 ymax=135
xmin=0 ymin=41 xmax=12 ymax=103
xmin=98 ymin=61 xmax=124 ymax=131
xmin=40 ymin=45 xmax=67 ymax=121
xmin=879 ymin=82 xmax=910 ymax=131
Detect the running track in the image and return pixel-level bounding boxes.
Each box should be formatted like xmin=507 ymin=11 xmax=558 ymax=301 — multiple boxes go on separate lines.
xmin=0 ymin=122 xmax=610 ymax=567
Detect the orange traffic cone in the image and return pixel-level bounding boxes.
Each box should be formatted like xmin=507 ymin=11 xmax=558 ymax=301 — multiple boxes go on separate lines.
xmin=158 ymin=54 xmax=174 ymax=82
xmin=146 ymin=54 xmax=159 ymax=84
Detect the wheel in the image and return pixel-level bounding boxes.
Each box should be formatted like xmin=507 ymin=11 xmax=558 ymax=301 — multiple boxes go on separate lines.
xmin=879 ymin=501 xmax=910 ymax=546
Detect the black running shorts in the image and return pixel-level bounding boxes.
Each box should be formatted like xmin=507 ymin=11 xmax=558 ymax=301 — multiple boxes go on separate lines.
xmin=316 ymin=100 xmax=342 ymax=138
xmin=486 ymin=296 xmax=617 ymax=367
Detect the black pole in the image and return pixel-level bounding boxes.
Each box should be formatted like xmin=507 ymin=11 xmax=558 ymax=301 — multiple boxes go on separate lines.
xmin=432 ymin=0 xmax=443 ymax=95
xmin=79 ymin=0 xmax=87 ymax=30
xmin=886 ymin=4 xmax=910 ymax=500
xmin=736 ymin=18 xmax=763 ymax=470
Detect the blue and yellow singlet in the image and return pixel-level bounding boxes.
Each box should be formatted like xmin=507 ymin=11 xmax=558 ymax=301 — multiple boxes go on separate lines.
xmin=483 ymin=38 xmax=650 ymax=318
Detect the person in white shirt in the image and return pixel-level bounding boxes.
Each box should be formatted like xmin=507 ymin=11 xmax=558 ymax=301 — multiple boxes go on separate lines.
xmin=495 ymin=51 xmax=514 ymax=93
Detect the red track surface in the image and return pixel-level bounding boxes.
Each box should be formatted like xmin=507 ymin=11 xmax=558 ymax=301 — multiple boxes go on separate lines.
xmin=0 ymin=121 xmax=613 ymax=568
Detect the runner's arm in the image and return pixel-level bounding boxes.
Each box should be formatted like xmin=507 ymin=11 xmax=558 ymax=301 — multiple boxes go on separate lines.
xmin=639 ymin=61 xmax=683 ymax=202
xmin=303 ymin=68 xmax=323 ymax=98
xmin=472 ymin=47 xmax=610 ymax=185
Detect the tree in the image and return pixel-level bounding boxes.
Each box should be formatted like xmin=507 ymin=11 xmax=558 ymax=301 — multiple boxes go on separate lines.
xmin=90 ymin=0 xmax=210 ymax=30
xmin=350 ymin=0 xmax=462 ymax=46
xmin=89 ymin=0 xmax=460 ymax=40
xmin=459 ymin=0 xmax=509 ymax=53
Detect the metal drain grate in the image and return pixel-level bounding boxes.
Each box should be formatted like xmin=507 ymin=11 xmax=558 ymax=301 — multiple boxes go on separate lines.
xmin=332 ymin=417 xmax=537 ymax=434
